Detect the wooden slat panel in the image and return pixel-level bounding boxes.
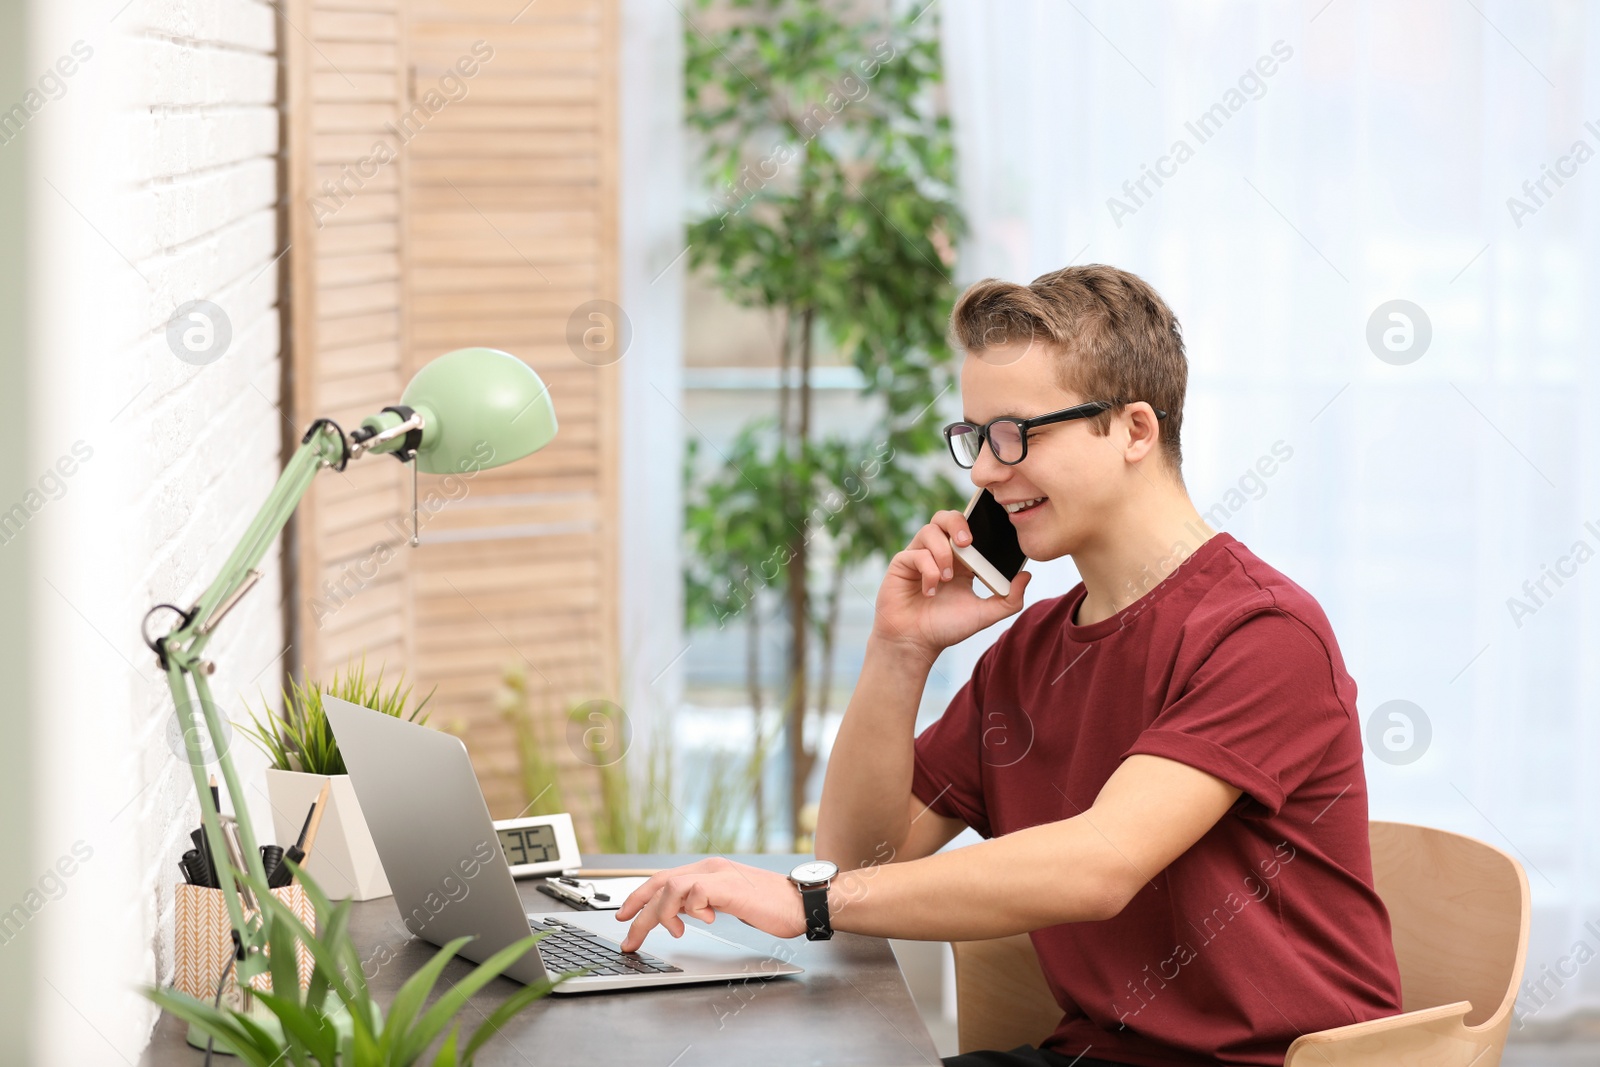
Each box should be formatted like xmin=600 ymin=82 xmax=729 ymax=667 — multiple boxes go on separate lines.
xmin=410 ymin=157 xmax=598 ymax=184
xmin=308 ymin=575 xmax=405 ymax=632
xmin=417 ymin=606 xmax=601 ymax=647
xmin=322 ymin=629 xmax=407 ymax=674
xmin=313 ymin=41 xmax=398 ymax=71
xmin=418 ymin=495 xmax=600 ymax=535
xmin=288 ymin=0 xmax=618 ymax=829
xmin=309 ymin=193 xmax=401 ymax=224
xmin=288 ymin=0 xmax=414 ymax=696
xmin=411 ymin=209 xmax=593 ymax=237
xmin=312 ymin=132 xmax=407 ymax=162
xmin=310 ymin=11 xmax=399 ymax=41
xmin=405 ymin=230 xmax=594 ymax=256
xmin=319 ymin=339 xmax=403 ymax=377
xmin=408 ymin=323 xmax=589 ymax=350
xmin=314 ymin=165 xmax=399 ymax=191
xmin=410 ymin=31 xmax=600 ymax=60
xmin=317 ymin=222 xmax=398 ymax=255
xmin=316 ymin=310 xmax=399 ymax=349
xmin=460 ymin=471 xmax=600 ymax=497
xmin=310 ymin=74 xmax=400 ymax=102
xmin=318 ymin=280 xmax=400 ymax=317
xmin=408 ymin=286 xmax=594 ymax=319
xmin=318 ymin=368 xmax=404 ymax=411
xmin=318 ymin=498 xmax=402 ymax=538
xmin=423 ymin=76 xmax=600 ymax=105
xmin=408 ymin=0 xmax=597 ymax=22
xmin=317 ymin=252 xmax=401 ymax=286
xmin=313 ymin=0 xmax=399 ymax=11
xmin=405 ymin=342 xmax=602 ymax=367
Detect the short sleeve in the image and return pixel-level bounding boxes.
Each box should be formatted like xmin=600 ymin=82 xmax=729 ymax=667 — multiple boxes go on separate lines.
xmin=1122 ymin=609 xmax=1351 ymax=818
xmin=911 ymin=641 xmax=999 ymax=839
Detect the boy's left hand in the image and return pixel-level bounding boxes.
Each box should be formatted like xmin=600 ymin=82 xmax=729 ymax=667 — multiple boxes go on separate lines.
xmin=612 ymin=857 xmax=807 ymax=952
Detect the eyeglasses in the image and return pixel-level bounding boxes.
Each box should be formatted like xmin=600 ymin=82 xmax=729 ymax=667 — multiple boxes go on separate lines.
xmin=942 ymin=399 xmax=1168 ymax=469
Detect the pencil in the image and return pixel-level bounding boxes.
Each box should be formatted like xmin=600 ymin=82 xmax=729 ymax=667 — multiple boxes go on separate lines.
xmin=298 ymin=779 xmax=332 ymax=862
xmin=271 ymin=778 xmax=332 ymax=888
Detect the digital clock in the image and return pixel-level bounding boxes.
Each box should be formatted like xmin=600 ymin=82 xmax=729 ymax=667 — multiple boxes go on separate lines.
xmin=491 ymin=812 xmax=582 ymax=879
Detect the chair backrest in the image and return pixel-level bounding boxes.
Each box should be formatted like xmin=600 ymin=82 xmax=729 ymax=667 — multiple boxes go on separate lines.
xmin=953 ymin=820 xmax=1530 ymax=1054
xmin=952 ymin=930 xmax=1062 ymax=1055
xmin=1368 ymin=820 xmax=1529 ymax=1027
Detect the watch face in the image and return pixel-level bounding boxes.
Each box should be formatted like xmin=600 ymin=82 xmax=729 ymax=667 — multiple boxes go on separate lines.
xmin=790 ymin=859 xmax=838 ymax=885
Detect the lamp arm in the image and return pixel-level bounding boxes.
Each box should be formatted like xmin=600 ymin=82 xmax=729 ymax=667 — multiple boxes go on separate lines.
xmin=182 ymin=421 xmax=346 ymax=649
xmin=154 ymin=419 xmax=349 ymax=981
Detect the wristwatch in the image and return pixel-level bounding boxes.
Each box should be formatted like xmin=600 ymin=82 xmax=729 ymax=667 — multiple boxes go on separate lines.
xmin=788 ymin=859 xmax=839 ymax=941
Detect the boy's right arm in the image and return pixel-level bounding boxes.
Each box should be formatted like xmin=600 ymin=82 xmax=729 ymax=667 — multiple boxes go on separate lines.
xmin=815 ymin=508 xmax=1032 ymax=870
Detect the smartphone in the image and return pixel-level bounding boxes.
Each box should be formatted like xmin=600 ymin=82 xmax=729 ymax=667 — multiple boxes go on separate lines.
xmin=950 ymin=488 xmax=1028 ymax=597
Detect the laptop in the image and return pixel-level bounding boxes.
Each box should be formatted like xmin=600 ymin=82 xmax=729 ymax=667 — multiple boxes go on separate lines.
xmin=322 ymin=695 xmax=805 ymax=993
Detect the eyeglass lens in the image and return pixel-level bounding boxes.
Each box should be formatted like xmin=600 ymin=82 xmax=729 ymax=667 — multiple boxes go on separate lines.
xmin=948 ymin=425 xmax=980 ymax=466
xmin=989 ymin=421 xmax=1024 ymax=461
xmin=948 ymin=420 xmax=1026 ymax=466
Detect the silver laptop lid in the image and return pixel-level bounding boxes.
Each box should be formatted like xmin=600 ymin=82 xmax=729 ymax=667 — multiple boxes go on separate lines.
xmin=322 ymin=695 xmax=547 ymax=984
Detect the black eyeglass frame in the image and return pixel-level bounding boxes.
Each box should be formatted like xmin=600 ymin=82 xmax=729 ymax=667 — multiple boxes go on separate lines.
xmin=942 ymin=398 xmax=1169 ymax=469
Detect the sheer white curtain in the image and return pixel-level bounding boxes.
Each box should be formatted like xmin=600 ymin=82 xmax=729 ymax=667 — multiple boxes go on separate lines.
xmin=939 ymin=0 xmax=1600 ymax=1021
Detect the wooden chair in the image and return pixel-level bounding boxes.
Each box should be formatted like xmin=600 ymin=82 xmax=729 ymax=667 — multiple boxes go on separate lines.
xmin=952 ymin=821 xmax=1531 ymax=1067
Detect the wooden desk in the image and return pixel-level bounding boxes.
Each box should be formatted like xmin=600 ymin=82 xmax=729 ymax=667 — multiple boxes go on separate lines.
xmin=140 ymin=854 xmax=942 ymax=1066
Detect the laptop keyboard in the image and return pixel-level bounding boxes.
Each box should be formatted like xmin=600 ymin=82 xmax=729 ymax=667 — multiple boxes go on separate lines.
xmin=532 ymin=916 xmax=683 ymax=977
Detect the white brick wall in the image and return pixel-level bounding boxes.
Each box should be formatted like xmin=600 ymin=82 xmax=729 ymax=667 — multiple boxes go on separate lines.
xmin=27 ymin=1 xmax=285 ymax=1061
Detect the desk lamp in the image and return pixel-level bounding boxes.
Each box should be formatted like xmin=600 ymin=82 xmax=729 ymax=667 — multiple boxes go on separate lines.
xmin=143 ymin=346 xmax=557 ymax=1001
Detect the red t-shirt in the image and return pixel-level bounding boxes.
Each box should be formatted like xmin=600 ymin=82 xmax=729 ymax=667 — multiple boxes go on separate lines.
xmin=912 ymin=532 xmax=1402 ymax=1067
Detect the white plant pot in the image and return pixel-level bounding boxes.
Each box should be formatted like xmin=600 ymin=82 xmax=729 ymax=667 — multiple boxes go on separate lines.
xmin=263 ymin=769 xmax=391 ymax=901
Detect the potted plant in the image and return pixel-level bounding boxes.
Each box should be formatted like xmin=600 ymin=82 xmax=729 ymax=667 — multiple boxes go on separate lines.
xmin=146 ymin=861 xmax=562 ymax=1064
xmin=239 ymin=657 xmax=435 ymax=900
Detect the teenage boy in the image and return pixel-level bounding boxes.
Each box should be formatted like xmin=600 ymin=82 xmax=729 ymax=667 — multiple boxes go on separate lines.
xmin=617 ymin=265 xmax=1402 ymax=1067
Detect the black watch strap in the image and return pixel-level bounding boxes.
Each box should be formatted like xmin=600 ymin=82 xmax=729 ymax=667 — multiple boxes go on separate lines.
xmin=800 ymin=883 xmax=832 ymax=941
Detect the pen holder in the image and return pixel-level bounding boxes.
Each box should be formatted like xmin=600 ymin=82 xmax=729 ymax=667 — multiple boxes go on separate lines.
xmin=173 ymin=883 xmax=315 ymax=1006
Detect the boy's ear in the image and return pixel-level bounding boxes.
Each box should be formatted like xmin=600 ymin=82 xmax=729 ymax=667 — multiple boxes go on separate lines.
xmin=1122 ymin=403 xmax=1163 ymax=462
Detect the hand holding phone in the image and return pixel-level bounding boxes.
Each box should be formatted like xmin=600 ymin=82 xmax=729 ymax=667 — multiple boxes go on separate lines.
xmin=871 ymin=492 xmax=1032 ymax=659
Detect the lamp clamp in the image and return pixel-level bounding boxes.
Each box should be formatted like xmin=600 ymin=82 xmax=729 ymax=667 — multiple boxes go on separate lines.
xmin=299 ymin=418 xmax=350 ymax=471
xmin=142 ymin=602 xmax=196 ymax=670
xmin=348 ymin=407 xmax=425 ymax=462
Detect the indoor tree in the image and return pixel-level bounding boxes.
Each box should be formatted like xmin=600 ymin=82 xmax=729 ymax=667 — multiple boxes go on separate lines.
xmin=682 ymin=0 xmax=965 ymax=844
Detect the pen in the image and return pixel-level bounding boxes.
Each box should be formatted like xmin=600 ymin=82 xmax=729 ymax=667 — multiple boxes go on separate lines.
xmin=191 ymin=828 xmax=217 ymax=888
xmin=536 ymin=881 xmax=593 ymax=909
xmin=180 ymin=850 xmax=206 ymax=886
xmin=260 ymin=844 xmax=284 ymax=887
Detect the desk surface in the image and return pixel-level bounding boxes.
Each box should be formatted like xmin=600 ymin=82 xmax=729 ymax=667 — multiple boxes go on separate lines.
xmin=140 ymin=854 xmax=942 ymax=1066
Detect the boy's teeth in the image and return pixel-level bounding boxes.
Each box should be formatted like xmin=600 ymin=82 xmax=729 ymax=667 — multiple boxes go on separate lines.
xmin=1004 ymin=497 xmax=1045 ymax=514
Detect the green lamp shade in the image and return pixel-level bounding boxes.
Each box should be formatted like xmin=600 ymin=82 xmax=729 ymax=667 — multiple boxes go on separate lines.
xmin=400 ymin=347 xmax=558 ymax=474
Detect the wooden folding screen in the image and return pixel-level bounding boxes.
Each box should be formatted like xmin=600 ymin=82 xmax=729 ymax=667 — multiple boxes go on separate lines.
xmin=285 ymin=1 xmax=414 ymax=682
xmin=285 ymin=0 xmax=619 ymax=818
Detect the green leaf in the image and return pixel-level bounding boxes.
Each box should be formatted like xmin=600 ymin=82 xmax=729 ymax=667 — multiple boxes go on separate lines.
xmin=265 ymin=890 xmax=302 ymax=1011
xmin=380 ymin=934 xmax=476 ymax=1059
xmin=233 ymin=654 xmax=436 ymax=775
xmin=430 ymin=1025 xmax=461 ymax=1067
xmin=461 ymin=974 xmax=562 ymax=1062
xmin=252 ymin=990 xmax=340 ymax=1065
xmin=142 ymin=987 xmax=278 ymax=1067
xmin=398 ymin=936 xmax=544 ymax=1063
xmin=255 ymin=868 xmax=375 ymax=1037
